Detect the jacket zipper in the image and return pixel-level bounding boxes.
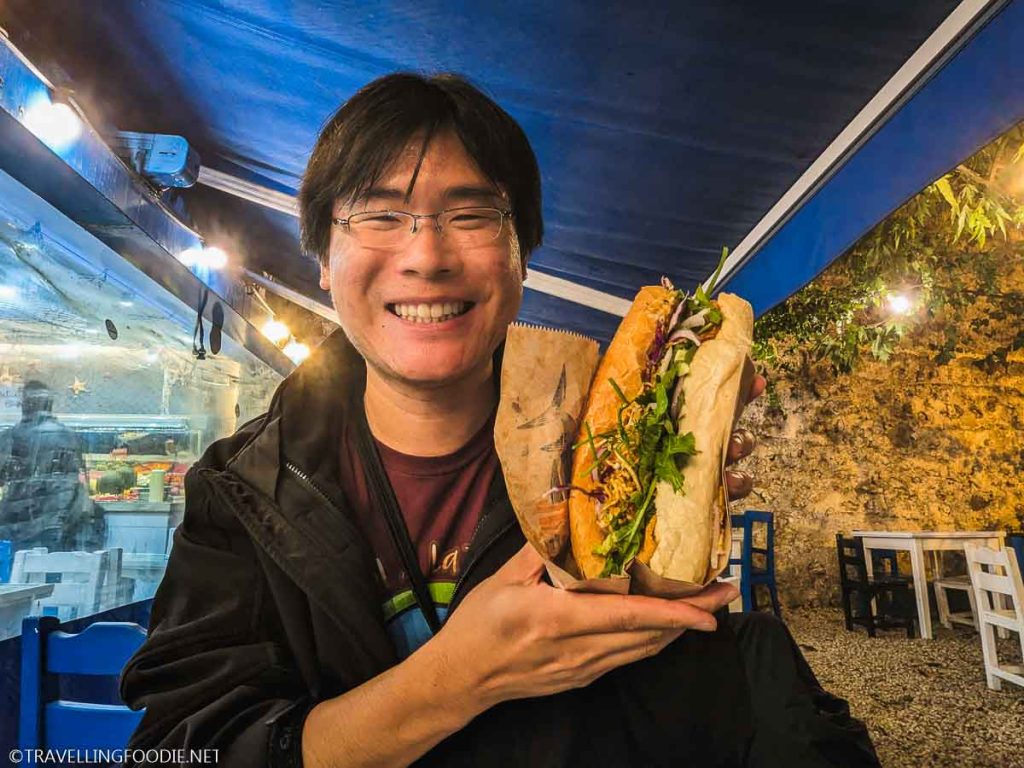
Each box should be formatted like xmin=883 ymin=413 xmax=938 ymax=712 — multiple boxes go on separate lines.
xmin=284 ymin=461 xmax=341 ymax=514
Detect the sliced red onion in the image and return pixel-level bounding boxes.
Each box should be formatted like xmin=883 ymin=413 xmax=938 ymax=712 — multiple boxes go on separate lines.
xmin=668 ymin=328 xmax=702 ymax=347
xmin=657 ymin=348 xmax=674 ymax=377
xmin=680 ymin=308 xmax=709 ymax=329
xmin=671 ymin=377 xmax=686 ymax=419
xmin=667 ymin=297 xmax=687 ymax=331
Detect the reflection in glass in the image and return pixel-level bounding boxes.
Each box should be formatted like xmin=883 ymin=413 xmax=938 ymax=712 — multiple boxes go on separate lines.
xmin=0 ymin=179 xmax=282 ymax=636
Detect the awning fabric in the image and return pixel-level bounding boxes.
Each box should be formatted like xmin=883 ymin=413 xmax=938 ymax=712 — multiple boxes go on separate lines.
xmin=3 ymin=1 xmax=1020 ymax=344
xmin=722 ymin=0 xmax=1024 ymax=315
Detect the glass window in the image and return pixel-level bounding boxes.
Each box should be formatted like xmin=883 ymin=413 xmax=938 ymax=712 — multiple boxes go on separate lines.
xmin=0 ymin=174 xmax=281 ymax=639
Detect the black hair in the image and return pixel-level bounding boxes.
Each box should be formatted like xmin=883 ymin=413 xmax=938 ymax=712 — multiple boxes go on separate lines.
xmin=22 ymin=380 xmax=53 ymax=415
xmin=299 ymin=72 xmax=542 ymax=265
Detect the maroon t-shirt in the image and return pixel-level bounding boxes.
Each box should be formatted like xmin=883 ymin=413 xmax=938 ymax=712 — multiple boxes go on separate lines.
xmin=338 ymin=411 xmax=499 ymax=658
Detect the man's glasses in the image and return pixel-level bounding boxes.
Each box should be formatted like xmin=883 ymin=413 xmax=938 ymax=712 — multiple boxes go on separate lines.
xmin=331 ymin=206 xmax=513 ymax=249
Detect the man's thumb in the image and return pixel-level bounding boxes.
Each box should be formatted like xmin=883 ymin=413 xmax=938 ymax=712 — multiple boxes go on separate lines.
xmin=498 ymin=542 xmax=547 ymax=584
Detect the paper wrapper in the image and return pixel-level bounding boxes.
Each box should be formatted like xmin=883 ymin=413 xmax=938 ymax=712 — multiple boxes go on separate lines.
xmin=494 ymin=323 xmax=600 ymax=562
xmin=495 ymin=323 xmax=755 ymax=598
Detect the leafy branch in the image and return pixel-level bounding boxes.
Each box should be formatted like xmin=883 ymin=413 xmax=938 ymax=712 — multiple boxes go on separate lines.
xmin=754 ymin=122 xmax=1024 ymax=376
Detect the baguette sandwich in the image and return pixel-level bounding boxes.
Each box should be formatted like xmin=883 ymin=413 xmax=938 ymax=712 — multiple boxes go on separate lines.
xmin=567 ymin=279 xmax=754 ymax=582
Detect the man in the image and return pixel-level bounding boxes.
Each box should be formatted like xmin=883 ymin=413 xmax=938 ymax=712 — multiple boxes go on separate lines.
xmin=122 ymin=74 xmax=877 ymax=767
xmin=0 ymin=380 xmax=104 ymax=552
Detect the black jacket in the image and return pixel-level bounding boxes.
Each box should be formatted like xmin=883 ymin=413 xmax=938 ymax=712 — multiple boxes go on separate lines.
xmin=120 ymin=331 xmax=755 ymax=767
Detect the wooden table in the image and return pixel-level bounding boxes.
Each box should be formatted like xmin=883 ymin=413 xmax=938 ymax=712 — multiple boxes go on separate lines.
xmin=0 ymin=583 xmax=55 ymax=640
xmin=852 ymin=530 xmax=1006 ymax=639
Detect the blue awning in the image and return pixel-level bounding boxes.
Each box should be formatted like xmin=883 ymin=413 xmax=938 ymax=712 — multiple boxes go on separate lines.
xmin=2 ymin=1 xmax=1021 ymax=344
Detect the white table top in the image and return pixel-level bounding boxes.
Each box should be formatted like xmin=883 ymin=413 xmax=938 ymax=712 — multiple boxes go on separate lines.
xmin=0 ymin=583 xmax=56 ymax=606
xmin=852 ymin=530 xmax=1003 ymax=540
xmin=123 ymin=552 xmax=170 ymax=567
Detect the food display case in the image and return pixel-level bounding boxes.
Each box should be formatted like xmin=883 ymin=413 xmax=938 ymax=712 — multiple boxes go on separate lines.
xmin=71 ymin=414 xmax=200 ymax=557
xmin=0 ymin=169 xmax=284 ymax=622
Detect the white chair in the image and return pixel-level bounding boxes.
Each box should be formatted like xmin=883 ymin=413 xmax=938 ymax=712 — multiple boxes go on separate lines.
xmin=964 ymin=544 xmax=1024 ymax=691
xmin=933 ymin=574 xmax=978 ymax=630
xmin=718 ymin=575 xmax=743 ymax=613
xmin=9 ymin=547 xmax=124 ymax=621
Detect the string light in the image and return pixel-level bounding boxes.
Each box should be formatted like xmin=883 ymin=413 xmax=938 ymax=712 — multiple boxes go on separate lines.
xmin=283 ymin=340 xmax=310 ymax=364
xmin=178 ymin=245 xmax=228 ymax=270
xmin=261 ymin=319 xmax=291 ymax=345
xmin=23 ymin=96 xmax=82 ymax=153
xmin=888 ymin=293 xmax=912 ymax=315
xmin=202 ymin=246 xmax=228 ymax=270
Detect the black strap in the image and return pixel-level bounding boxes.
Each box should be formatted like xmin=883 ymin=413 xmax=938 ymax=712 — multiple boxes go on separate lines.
xmin=354 ymin=407 xmax=442 ymax=634
xmin=192 ymin=287 xmax=208 ymax=360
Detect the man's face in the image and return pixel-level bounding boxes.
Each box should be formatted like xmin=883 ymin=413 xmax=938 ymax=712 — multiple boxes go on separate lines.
xmin=320 ymin=131 xmax=525 ymax=389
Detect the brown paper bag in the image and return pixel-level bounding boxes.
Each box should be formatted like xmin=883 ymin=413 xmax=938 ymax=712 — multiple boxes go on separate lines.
xmin=494 ymin=323 xmax=600 ymax=563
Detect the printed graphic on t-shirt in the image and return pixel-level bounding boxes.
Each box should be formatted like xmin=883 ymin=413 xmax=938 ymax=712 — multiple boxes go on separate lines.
xmin=378 ymin=542 xmax=470 ymax=658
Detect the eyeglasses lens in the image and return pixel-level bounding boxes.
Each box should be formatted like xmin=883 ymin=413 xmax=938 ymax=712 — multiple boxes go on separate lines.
xmin=346 ymin=208 xmax=504 ymax=248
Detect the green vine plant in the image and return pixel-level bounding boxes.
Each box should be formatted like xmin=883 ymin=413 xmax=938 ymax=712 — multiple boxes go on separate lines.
xmin=753 ymin=122 xmax=1024 ymax=381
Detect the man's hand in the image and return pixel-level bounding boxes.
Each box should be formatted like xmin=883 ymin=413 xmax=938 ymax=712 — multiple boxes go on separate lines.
xmin=724 ymin=369 xmax=766 ymax=500
xmin=426 ymin=543 xmax=739 ymax=718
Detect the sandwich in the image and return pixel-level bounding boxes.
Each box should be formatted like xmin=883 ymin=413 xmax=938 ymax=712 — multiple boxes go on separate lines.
xmin=567 ymin=272 xmax=754 ymax=582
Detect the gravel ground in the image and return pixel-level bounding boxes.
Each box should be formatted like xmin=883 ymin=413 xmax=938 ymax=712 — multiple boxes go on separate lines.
xmin=787 ymin=608 xmax=1024 ymax=768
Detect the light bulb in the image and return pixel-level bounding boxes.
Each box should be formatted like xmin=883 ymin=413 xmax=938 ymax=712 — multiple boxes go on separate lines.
xmin=261 ymin=319 xmax=290 ymax=345
xmin=283 ymin=340 xmax=310 ymax=364
xmin=23 ymin=98 xmax=82 ymax=153
xmin=888 ymin=294 xmax=912 ymax=315
xmin=178 ymin=247 xmax=201 ymax=267
xmin=177 ymin=246 xmax=228 ymax=270
xmin=202 ymin=246 xmax=228 ymax=270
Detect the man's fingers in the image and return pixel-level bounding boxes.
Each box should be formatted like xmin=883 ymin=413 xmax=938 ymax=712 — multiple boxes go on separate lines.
xmin=562 ymin=592 xmax=720 ymax=636
xmin=747 ymin=373 xmax=767 ymax=403
xmin=726 ymin=428 xmax=756 ymax=464
xmin=497 ymin=542 xmax=547 ymax=584
xmin=725 ymin=469 xmax=753 ymax=499
xmin=678 ymin=581 xmax=740 ymax=615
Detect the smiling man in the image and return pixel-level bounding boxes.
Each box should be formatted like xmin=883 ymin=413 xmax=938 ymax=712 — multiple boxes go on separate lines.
xmin=121 ymin=74 xmax=878 ymax=768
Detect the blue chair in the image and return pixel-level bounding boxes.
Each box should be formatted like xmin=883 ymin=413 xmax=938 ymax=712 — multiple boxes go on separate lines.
xmin=729 ymin=510 xmax=781 ymax=616
xmin=20 ymin=616 xmax=146 ymax=752
xmin=0 ymin=539 xmax=12 ymax=582
xmin=1008 ymin=532 xmax=1024 ymax=574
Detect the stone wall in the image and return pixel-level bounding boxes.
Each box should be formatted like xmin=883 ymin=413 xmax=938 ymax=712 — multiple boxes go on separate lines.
xmin=736 ymin=261 xmax=1024 ymax=607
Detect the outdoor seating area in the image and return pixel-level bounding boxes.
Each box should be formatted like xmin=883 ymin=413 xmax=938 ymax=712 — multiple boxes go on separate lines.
xmin=1 ymin=1 xmax=1023 ymax=763
xmin=0 ymin=541 xmax=170 ymax=639
xmin=730 ymin=516 xmax=1024 ymax=694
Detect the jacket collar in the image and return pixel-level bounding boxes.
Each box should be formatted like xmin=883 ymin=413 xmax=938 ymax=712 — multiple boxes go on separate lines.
xmin=216 ymin=328 xmax=518 ymax=653
xmin=227 ymin=328 xmax=364 ymax=502
xmin=228 ymin=326 xmax=507 ymax=502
